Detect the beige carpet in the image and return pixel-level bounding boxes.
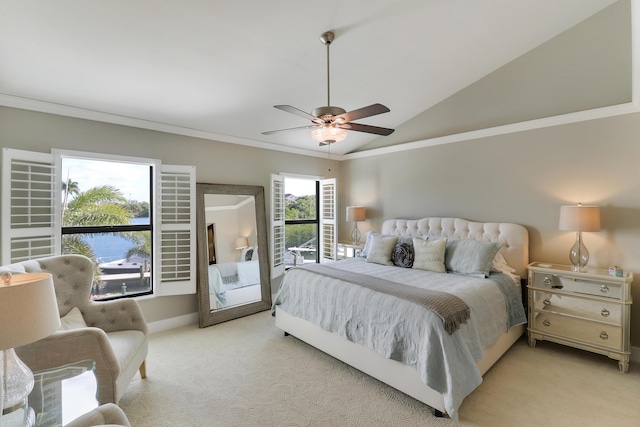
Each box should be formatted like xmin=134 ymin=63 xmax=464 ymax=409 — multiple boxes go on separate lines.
xmin=119 ymin=311 xmax=640 ymax=426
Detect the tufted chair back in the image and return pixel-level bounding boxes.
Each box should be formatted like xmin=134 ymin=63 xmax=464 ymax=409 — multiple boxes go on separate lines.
xmin=3 ymin=254 xmax=95 ymax=317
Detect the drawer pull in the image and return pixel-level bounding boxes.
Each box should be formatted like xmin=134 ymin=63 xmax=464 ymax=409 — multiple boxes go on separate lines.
xmin=600 ymin=285 xmax=609 ymax=294
xmin=601 ymin=308 xmax=610 ymax=317
xmin=543 ymin=299 xmax=551 ymax=306
xmin=543 ymin=276 xmax=551 ymax=286
xmin=543 ymin=319 xmax=551 ymax=327
xmin=599 ymin=331 xmax=609 ymax=340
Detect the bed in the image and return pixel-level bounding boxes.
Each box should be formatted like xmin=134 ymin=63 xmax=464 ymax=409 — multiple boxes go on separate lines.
xmin=208 ymin=259 xmax=261 ymax=309
xmin=272 ymin=217 xmax=529 ymax=422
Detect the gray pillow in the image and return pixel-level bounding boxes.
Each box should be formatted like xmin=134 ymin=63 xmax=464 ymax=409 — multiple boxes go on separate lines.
xmin=445 ymin=239 xmax=502 ymax=278
xmin=391 ymin=237 xmax=415 ymax=268
xmin=365 ymin=234 xmax=398 ymax=266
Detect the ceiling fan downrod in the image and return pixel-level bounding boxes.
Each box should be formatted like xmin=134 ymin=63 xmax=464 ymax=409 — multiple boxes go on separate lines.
xmin=313 ymin=31 xmax=346 ymax=118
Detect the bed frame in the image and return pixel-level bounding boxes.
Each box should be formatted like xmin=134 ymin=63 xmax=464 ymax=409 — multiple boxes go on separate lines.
xmin=275 ymin=217 xmax=529 ymax=416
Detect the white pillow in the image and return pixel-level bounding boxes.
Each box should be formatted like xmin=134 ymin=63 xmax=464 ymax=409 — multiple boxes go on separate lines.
xmin=59 ymin=307 xmax=87 ymax=330
xmin=491 ymin=251 xmax=516 ymax=274
xmin=412 ymin=238 xmax=447 ymax=273
xmin=365 ymin=234 xmax=398 ymax=266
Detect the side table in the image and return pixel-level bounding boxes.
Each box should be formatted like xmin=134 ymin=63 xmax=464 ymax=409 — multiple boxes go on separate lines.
xmin=2 ymin=360 xmax=98 ymax=427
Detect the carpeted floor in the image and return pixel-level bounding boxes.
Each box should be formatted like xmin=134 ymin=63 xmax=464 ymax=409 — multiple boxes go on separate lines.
xmin=119 ymin=311 xmax=640 ymax=426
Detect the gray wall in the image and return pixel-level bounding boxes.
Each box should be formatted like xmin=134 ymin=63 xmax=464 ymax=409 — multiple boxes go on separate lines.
xmin=341 ymin=111 xmax=640 ymax=346
xmin=0 ymin=106 xmax=339 ymax=323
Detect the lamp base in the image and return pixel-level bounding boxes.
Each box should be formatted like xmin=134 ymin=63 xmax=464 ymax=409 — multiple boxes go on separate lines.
xmin=569 ymin=231 xmax=590 ymax=272
xmin=2 ymin=348 xmax=34 ymax=414
xmin=351 ymin=222 xmax=362 ymax=246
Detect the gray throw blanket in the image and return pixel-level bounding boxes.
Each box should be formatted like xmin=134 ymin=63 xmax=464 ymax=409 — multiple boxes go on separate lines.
xmin=299 ymin=264 xmax=470 ymax=334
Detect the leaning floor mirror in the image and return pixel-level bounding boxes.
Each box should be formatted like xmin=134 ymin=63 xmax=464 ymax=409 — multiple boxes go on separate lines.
xmin=196 ymin=183 xmax=272 ymax=327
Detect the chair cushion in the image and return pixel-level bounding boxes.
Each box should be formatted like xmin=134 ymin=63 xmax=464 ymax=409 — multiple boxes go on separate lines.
xmin=106 ymin=330 xmax=146 ymax=370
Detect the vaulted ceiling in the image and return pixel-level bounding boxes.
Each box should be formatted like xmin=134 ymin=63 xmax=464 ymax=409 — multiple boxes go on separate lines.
xmin=0 ymin=0 xmax=624 ymax=157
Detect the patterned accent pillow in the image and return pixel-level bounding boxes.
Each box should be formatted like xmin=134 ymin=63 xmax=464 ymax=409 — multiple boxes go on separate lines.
xmin=244 ymin=248 xmax=254 ymax=262
xmin=412 ymin=238 xmax=447 ymax=273
xmin=391 ymin=237 xmax=415 ymax=268
xmin=365 ymin=234 xmax=398 ymax=266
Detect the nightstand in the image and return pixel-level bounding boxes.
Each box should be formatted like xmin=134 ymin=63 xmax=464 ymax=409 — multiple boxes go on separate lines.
xmin=337 ymin=242 xmax=364 ymax=259
xmin=527 ymin=262 xmax=633 ymax=373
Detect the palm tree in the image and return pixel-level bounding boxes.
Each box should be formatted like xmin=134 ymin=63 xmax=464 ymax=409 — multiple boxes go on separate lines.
xmin=62 ymin=177 xmax=80 ymax=218
xmin=62 ymin=185 xmax=131 ymax=288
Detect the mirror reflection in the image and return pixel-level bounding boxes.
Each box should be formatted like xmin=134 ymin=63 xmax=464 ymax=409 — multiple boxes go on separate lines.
xmin=204 ymin=194 xmax=261 ymax=311
xmin=196 ymin=183 xmax=271 ymax=328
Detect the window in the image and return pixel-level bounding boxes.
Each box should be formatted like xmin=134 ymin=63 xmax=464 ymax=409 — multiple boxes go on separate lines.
xmin=270 ymin=174 xmax=336 ymax=278
xmin=284 ymin=178 xmax=318 ymax=268
xmin=61 ymin=157 xmax=153 ymax=299
xmin=1 ymin=148 xmax=197 ymax=298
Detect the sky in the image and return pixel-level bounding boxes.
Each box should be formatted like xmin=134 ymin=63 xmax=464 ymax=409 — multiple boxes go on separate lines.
xmin=284 ymin=177 xmax=316 ymax=197
xmin=62 ymin=157 xmax=150 ymax=202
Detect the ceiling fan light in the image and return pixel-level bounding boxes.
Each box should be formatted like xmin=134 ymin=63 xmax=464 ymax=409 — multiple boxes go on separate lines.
xmin=310 ymin=125 xmax=348 ymax=144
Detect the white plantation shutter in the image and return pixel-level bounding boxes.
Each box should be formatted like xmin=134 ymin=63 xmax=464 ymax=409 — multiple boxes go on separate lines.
xmin=1 ymin=148 xmax=58 ymax=264
xmin=270 ymin=174 xmax=285 ymax=278
xmin=320 ymin=178 xmax=337 ymax=262
xmin=155 ymin=164 xmax=196 ymax=295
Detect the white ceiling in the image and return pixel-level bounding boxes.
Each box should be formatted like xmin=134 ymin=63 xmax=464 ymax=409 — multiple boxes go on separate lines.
xmin=0 ymin=0 xmax=619 ymax=156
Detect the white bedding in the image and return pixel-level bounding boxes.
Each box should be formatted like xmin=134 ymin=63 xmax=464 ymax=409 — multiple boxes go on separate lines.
xmin=273 ymin=257 xmax=526 ymax=422
xmin=209 ymin=260 xmax=260 ymax=307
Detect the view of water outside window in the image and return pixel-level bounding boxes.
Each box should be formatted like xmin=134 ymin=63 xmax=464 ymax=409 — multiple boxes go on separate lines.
xmin=284 ymin=178 xmax=317 ymax=266
xmin=61 ymin=157 xmax=152 ymax=299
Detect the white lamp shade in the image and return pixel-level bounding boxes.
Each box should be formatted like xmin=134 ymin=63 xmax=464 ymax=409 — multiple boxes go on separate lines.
xmin=559 ymin=205 xmax=601 ymax=232
xmin=346 ymin=206 xmax=366 ymax=222
xmin=0 ymin=272 xmax=61 ymax=350
xmin=235 ymin=237 xmax=249 ymax=250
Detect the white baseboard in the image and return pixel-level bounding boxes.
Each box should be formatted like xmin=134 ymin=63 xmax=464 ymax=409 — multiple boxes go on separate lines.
xmin=632 ymin=346 xmax=640 ymax=364
xmin=147 ymin=312 xmax=198 ymax=335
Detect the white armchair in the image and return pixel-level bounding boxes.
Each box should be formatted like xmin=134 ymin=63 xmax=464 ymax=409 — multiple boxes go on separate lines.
xmin=0 ymin=254 xmax=148 ymax=405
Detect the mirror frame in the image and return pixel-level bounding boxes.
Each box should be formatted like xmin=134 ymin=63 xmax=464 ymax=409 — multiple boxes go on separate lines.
xmin=196 ymin=183 xmax=272 ymax=327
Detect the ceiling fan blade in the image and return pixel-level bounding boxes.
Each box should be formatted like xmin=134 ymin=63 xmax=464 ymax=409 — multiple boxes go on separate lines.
xmin=262 ymin=124 xmax=320 ymax=136
xmin=339 ymin=122 xmax=395 ymax=136
xmin=274 ymin=105 xmax=317 ymax=121
xmin=334 ymin=103 xmax=390 ymax=123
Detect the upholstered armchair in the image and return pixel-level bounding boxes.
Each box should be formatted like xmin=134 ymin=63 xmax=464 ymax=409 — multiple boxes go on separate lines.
xmin=0 ymin=254 xmax=148 ymax=405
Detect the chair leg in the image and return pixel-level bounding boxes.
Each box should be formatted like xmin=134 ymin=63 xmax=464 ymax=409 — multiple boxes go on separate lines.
xmin=139 ymin=360 xmax=147 ymax=379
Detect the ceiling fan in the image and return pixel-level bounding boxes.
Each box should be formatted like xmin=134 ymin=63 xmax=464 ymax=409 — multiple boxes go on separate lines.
xmin=262 ymin=31 xmax=394 ymax=146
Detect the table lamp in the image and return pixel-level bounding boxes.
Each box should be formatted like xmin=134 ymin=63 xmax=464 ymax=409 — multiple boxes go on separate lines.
xmin=0 ymin=272 xmax=61 ymax=415
xmin=559 ymin=204 xmax=601 ymax=271
xmin=235 ymin=237 xmax=249 ymax=250
xmin=346 ymin=206 xmax=366 ymax=245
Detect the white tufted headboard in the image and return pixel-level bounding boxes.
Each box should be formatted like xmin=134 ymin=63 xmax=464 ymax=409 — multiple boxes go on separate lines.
xmin=381 ymin=217 xmax=529 ymax=278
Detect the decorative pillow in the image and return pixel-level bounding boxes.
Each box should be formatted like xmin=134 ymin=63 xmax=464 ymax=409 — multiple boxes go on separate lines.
xmin=360 ymin=231 xmax=386 ymax=258
xmin=412 ymin=238 xmax=447 ymax=272
xmin=391 ymin=237 xmax=415 ymax=268
xmin=365 ymin=234 xmax=398 ymax=266
xmin=445 ymin=239 xmax=502 ymax=278
xmin=59 ymin=307 xmax=87 ymax=330
xmin=244 ymin=248 xmax=254 ymax=262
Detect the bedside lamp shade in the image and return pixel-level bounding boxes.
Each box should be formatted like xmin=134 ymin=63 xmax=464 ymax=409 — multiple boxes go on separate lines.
xmin=346 ymin=206 xmax=366 ymax=222
xmin=559 ymin=205 xmax=601 ymax=232
xmin=559 ymin=204 xmax=600 ymax=271
xmin=235 ymin=237 xmax=249 ymax=250
xmin=0 ymin=272 xmax=61 ymax=412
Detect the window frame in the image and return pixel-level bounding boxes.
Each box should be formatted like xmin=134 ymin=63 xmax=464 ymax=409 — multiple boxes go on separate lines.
xmin=1 ymin=147 xmax=196 ymax=298
xmin=270 ymin=173 xmax=337 ymax=278
xmin=58 ymin=152 xmax=155 ymax=299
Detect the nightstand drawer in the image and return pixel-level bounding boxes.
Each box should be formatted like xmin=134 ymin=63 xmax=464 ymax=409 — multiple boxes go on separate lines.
xmin=532 ymin=312 xmax=622 ymax=351
xmin=531 ymin=272 xmax=622 ymax=300
xmin=531 ymin=290 xmax=622 ymax=324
